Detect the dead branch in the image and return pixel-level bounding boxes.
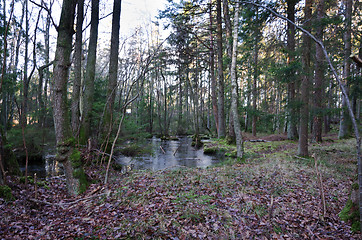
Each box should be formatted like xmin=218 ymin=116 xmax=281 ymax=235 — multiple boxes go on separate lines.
xmin=173 ymin=145 xmax=181 ymax=156
xmin=313 ymin=154 xmax=326 ymax=220
xmin=160 ymin=146 xmax=166 ymax=154
xmin=268 ymin=195 xmax=274 ymax=221
xmin=350 ymin=53 xmax=362 ymax=68
xmin=29 ymin=0 xmax=58 ymax=30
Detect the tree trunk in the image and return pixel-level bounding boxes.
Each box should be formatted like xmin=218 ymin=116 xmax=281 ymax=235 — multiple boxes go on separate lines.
xmin=104 ymin=0 xmax=122 ymax=137
xmin=286 ymin=0 xmax=298 ymax=140
xmin=339 ymin=0 xmax=352 ymax=139
xmin=223 ymin=0 xmax=234 ymax=140
xmin=209 ymin=1 xmax=218 ymax=133
xmin=71 ymin=0 xmax=84 ymax=137
xmin=216 ymin=0 xmax=225 ymax=138
xmin=80 ymin=0 xmax=99 ymax=144
xmin=252 ymin=6 xmax=259 ymax=137
xmin=22 ymin=0 xmax=29 ymax=128
xmin=177 ymin=56 xmax=183 ymax=134
xmin=40 ymin=2 xmax=52 ymax=133
xmin=298 ymin=0 xmax=312 ymax=156
xmin=230 ymin=2 xmax=243 ymax=158
xmin=313 ymin=0 xmax=325 ymax=143
xmin=52 ymin=0 xmax=86 ymax=196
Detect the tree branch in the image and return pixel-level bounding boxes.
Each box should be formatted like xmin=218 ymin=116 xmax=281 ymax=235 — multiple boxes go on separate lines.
xmin=29 ymin=0 xmax=58 ymax=30
xmin=350 ymin=53 xmax=362 ymax=68
xmin=240 ymin=0 xmax=361 ymax=230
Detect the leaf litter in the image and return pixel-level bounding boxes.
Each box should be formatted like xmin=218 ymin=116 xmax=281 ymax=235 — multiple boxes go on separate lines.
xmin=0 ymin=137 xmax=359 ymax=239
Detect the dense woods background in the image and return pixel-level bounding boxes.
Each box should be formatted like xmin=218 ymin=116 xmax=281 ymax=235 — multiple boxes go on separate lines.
xmin=0 ymin=0 xmax=361 ymax=237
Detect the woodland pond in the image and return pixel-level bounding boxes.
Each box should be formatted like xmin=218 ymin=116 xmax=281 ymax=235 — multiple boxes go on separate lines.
xmin=21 ymin=136 xmax=224 ymax=178
xmin=116 ymin=136 xmax=224 ymax=171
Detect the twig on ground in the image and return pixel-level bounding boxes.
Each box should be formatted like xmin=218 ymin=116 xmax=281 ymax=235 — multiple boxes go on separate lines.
xmin=268 ymin=195 xmax=274 ymax=221
xmin=313 ymin=154 xmax=326 ymax=220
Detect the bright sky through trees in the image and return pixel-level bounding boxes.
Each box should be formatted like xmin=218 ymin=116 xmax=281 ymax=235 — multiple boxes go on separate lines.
xmin=120 ymin=0 xmax=167 ymax=34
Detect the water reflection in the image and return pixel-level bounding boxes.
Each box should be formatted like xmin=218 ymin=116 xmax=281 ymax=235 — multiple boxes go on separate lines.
xmin=24 ymin=136 xmax=222 ymax=177
xmin=116 ymin=136 xmax=223 ymax=171
xmin=20 ymin=151 xmax=63 ymax=179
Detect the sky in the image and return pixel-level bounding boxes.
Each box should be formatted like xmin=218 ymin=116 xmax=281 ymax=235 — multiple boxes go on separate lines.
xmin=120 ymin=0 xmax=168 ymax=35
xmin=9 ymin=0 xmax=170 ymax=66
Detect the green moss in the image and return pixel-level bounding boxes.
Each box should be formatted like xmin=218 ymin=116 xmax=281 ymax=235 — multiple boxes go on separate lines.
xmin=0 ymin=185 xmax=14 ymax=201
xmin=120 ymin=144 xmax=143 ymax=157
xmin=352 ymin=183 xmax=359 ymax=191
xmin=70 ymin=149 xmax=82 ymax=168
xmin=73 ymin=168 xmax=88 ymax=194
xmin=339 ymin=199 xmax=360 ymax=232
xmin=20 ymin=175 xmax=34 ymax=184
xmin=63 ymin=137 xmax=76 ymax=147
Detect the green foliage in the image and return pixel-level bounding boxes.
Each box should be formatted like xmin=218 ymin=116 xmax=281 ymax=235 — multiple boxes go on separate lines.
xmin=0 ymin=185 xmax=14 ymax=201
xmin=19 ymin=176 xmax=49 ymax=189
xmin=339 ymin=199 xmax=360 ymax=233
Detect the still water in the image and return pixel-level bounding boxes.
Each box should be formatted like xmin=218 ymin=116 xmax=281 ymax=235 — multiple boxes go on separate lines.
xmin=22 ymin=136 xmax=223 ymax=178
xmin=116 ymin=136 xmax=223 ymax=171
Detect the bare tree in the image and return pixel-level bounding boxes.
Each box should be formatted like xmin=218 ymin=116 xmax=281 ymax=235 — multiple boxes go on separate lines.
xmin=71 ymin=0 xmax=84 ymax=136
xmin=230 ymin=1 xmax=243 ymax=158
xmin=80 ymin=0 xmax=99 ymax=144
xmin=52 ymin=0 xmax=86 ymax=196
xmin=103 ymin=0 xmax=122 ymax=137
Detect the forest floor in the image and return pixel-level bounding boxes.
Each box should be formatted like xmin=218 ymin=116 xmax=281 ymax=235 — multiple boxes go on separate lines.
xmin=0 ymin=134 xmax=359 ymax=239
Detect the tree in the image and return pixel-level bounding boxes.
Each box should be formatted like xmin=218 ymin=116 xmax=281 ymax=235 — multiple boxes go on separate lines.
xmin=339 ymin=0 xmax=352 ymax=139
xmin=52 ymin=0 xmax=87 ymax=196
xmin=103 ymin=0 xmax=122 ymax=138
xmin=216 ymin=0 xmax=225 ymax=138
xmin=286 ymin=0 xmax=298 ymax=140
xmin=230 ymin=1 xmax=243 ymax=158
xmin=313 ymin=0 xmax=325 ymax=143
xmin=80 ymin=0 xmax=99 ymax=144
xmin=209 ymin=0 xmax=218 ymax=134
xmin=298 ymin=0 xmax=312 ymax=156
xmin=71 ymin=0 xmax=84 ymax=136
xmin=252 ymin=4 xmax=259 ymax=137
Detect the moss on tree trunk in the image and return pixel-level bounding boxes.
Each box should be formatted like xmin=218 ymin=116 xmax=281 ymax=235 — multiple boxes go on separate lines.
xmin=339 ymin=183 xmax=360 ymax=232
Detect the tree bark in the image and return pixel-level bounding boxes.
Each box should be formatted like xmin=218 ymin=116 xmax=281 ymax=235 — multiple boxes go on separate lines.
xmin=80 ymin=0 xmax=99 ymax=144
xmin=223 ymin=0 xmax=235 ymax=141
xmin=22 ymin=0 xmax=29 ymax=128
xmin=52 ymin=0 xmax=85 ymax=196
xmin=230 ymin=1 xmax=243 ymax=158
xmin=298 ymin=0 xmax=312 ymax=156
xmin=313 ymin=0 xmax=325 ymax=143
xmin=71 ymin=0 xmax=84 ymax=137
xmin=209 ymin=1 xmax=218 ymax=133
xmin=286 ymin=0 xmax=298 ymax=140
xmin=339 ymin=0 xmax=352 ymax=139
xmin=252 ymin=6 xmax=259 ymax=137
xmin=216 ymin=0 xmax=225 ymax=138
xmin=104 ymin=0 xmax=122 ymax=137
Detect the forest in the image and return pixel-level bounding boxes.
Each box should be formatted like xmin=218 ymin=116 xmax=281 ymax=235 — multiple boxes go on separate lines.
xmin=0 ymin=0 xmax=361 ymax=238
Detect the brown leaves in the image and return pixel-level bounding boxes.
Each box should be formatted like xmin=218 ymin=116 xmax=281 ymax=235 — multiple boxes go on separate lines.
xmin=0 ymin=142 xmax=359 ymax=240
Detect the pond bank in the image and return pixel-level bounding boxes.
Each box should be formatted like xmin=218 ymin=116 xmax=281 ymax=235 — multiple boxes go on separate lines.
xmin=0 ymin=136 xmax=358 ymax=239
